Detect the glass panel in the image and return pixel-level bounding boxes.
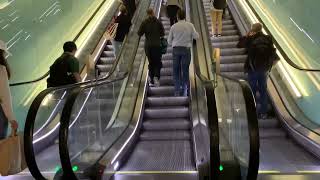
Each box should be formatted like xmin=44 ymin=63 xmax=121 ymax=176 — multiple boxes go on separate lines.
xmin=215 ymin=76 xmax=250 ymax=179
xmin=31 ymin=89 xmax=68 ymax=179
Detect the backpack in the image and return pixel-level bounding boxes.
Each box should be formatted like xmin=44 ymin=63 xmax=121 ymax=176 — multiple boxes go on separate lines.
xmin=160 ymin=38 xmax=168 ymax=54
xmin=47 ymin=55 xmax=76 ymax=87
xmin=248 ymin=34 xmax=276 ymax=71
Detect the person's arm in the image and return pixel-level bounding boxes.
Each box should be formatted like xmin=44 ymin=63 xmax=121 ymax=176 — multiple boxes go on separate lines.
xmin=191 ymin=24 xmax=200 ymax=40
xmin=137 ymin=21 xmax=145 ymax=37
xmin=159 ymin=20 xmax=165 ymax=37
xmin=69 ymin=58 xmax=81 ymax=83
xmin=0 ymin=67 xmax=18 ymax=130
xmin=168 ymin=27 xmax=173 ymax=46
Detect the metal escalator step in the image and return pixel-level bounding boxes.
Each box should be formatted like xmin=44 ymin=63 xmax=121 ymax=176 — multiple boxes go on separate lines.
xmin=207 ymin=19 xmax=234 ymax=25
xmin=259 ymin=118 xmax=279 ymax=129
xmin=260 ymin=128 xmax=286 ymax=138
xmin=96 ymin=64 xmax=112 ymax=72
xmin=162 ymin=60 xmax=173 ymax=67
xmin=146 ymin=96 xmax=189 ymax=107
xmin=106 ymin=45 xmax=114 ymax=50
xmin=159 ymin=76 xmax=174 ymax=86
xmin=99 ymin=57 xmax=115 ymax=64
xmin=140 ymin=130 xmax=191 ymax=141
xmin=143 ymin=118 xmax=191 ymax=131
xmin=211 ymin=35 xmax=240 ymax=42
xmin=144 ymin=107 xmax=189 ymax=119
xmin=220 ymin=72 xmax=247 ymax=80
xmin=120 ymin=140 xmax=195 ymax=171
xmin=220 ymin=55 xmax=247 ymax=64
xmin=162 ymin=54 xmax=173 ymax=60
xmin=221 ymin=48 xmax=246 ymax=56
xmin=160 ymin=67 xmax=173 ymax=76
xmin=103 ymin=51 xmax=115 ymax=57
xmin=221 ymin=30 xmax=238 ymax=36
xmin=222 ymin=24 xmax=237 ymax=31
xmin=148 ymin=86 xmax=175 ymax=96
xmin=212 ymin=41 xmax=238 ymax=48
xmin=220 ymin=63 xmax=244 ymax=72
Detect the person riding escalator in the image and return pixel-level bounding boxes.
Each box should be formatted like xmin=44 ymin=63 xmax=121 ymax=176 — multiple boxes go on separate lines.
xmin=47 ymin=41 xmax=81 ymax=88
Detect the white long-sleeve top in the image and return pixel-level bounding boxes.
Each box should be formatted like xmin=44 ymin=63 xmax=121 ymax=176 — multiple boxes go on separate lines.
xmin=0 ymin=65 xmax=15 ymax=122
xmin=168 ymin=20 xmax=200 ymax=48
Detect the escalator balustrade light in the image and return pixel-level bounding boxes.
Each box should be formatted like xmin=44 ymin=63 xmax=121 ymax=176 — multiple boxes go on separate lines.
xmin=219 ymin=165 xmax=224 ymax=171
xmin=55 ymin=166 xmax=61 ymax=173
xmin=72 ymin=165 xmax=79 ymax=172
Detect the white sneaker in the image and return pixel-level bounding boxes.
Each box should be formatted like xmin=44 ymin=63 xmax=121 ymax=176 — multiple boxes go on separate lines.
xmin=154 ymin=77 xmax=160 ymax=87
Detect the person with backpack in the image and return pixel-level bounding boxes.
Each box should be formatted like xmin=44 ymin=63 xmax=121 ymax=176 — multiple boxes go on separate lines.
xmin=112 ymin=5 xmax=132 ymax=58
xmin=210 ymin=0 xmax=227 ymax=37
xmin=138 ymin=8 xmax=165 ymax=87
xmin=166 ymin=0 xmax=184 ymax=26
xmin=168 ymin=10 xmax=199 ymax=96
xmin=238 ymin=23 xmax=279 ymax=119
xmin=0 ymin=40 xmax=18 ymax=139
xmin=47 ymin=41 xmax=81 ymax=87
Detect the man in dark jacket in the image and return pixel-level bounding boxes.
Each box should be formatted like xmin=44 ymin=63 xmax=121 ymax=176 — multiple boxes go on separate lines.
xmin=138 ymin=8 xmax=165 ymax=87
xmin=239 ymin=23 xmax=278 ymax=119
xmin=113 ymin=5 xmax=132 ymax=57
xmin=121 ymin=0 xmax=136 ymax=19
xmin=210 ymin=0 xmax=227 ymax=37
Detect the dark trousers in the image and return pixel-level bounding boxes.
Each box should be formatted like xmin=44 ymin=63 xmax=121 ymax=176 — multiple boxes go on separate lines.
xmin=173 ymin=47 xmax=191 ymax=96
xmin=167 ymin=5 xmax=180 ymax=26
xmin=145 ymin=47 xmax=162 ymax=83
xmin=248 ymin=70 xmax=269 ymax=114
xmin=0 ymin=106 xmax=8 ymax=140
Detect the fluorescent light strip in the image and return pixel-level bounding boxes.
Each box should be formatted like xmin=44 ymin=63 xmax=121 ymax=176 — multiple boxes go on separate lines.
xmin=278 ymin=62 xmax=302 ymax=98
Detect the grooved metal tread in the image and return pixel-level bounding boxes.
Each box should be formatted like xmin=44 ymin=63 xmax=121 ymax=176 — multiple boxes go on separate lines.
xmin=146 ymin=96 xmax=189 ymax=107
xmin=120 ymin=140 xmax=195 ymax=171
xmin=143 ymin=118 xmax=191 ymax=131
xmin=140 ymin=130 xmax=191 ymax=141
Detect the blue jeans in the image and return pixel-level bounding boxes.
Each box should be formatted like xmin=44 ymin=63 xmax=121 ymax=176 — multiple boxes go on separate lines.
xmin=248 ymin=70 xmax=269 ymax=114
xmin=112 ymin=40 xmax=122 ymax=58
xmin=173 ymin=47 xmax=191 ymax=96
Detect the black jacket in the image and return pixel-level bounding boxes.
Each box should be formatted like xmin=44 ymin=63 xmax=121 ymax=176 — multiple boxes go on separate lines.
xmin=213 ymin=0 xmax=227 ymax=10
xmin=138 ymin=16 xmax=165 ymax=48
xmin=114 ymin=13 xmax=132 ymax=42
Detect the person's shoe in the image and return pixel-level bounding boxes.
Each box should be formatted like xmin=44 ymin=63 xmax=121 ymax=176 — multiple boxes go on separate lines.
xmin=154 ymin=77 xmax=160 ymax=87
xmin=217 ymin=34 xmax=222 ymax=37
xmin=213 ymin=34 xmax=217 ymax=37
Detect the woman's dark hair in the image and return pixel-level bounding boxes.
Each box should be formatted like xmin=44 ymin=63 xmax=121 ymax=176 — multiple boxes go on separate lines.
xmin=0 ymin=50 xmax=10 ymax=79
xmin=177 ymin=9 xmax=186 ymax=20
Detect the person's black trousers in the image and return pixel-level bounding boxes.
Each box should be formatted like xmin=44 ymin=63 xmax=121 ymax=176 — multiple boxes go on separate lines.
xmin=167 ymin=5 xmax=180 ymax=26
xmin=145 ymin=46 xmax=162 ymax=83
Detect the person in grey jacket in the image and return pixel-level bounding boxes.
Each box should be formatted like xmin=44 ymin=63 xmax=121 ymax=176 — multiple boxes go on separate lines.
xmin=210 ymin=0 xmax=227 ymax=37
xmin=138 ymin=9 xmax=165 ymax=87
xmin=166 ymin=0 xmax=184 ymax=26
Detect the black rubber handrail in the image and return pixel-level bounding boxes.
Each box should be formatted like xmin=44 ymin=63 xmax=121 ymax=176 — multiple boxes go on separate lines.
xmin=23 ymin=10 xmax=132 ymax=180
xmin=10 ymin=0 xmax=118 ymax=87
xmin=244 ymin=0 xmax=320 ymax=72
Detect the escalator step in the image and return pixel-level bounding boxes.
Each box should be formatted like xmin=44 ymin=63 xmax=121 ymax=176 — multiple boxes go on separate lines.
xmin=146 ymin=96 xmax=189 ymax=107
xmin=144 ymin=107 xmax=189 ymax=119
xmin=259 ymin=118 xmax=279 ymax=129
xmin=143 ymin=118 xmax=191 ymax=131
xmin=260 ymin=128 xmax=286 ymax=138
xmin=148 ymin=86 xmax=175 ymax=96
xmin=140 ymin=130 xmax=191 ymax=141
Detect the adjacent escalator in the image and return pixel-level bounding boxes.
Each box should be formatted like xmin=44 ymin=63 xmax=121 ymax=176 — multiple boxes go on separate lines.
xmin=200 ymin=0 xmax=320 ymax=179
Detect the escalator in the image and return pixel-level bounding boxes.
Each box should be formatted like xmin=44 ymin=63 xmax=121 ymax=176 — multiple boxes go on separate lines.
xmin=199 ymin=0 xmax=320 ymax=179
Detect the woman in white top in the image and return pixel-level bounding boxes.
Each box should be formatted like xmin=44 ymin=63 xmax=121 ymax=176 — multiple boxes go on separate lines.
xmin=0 ymin=40 xmax=18 ymax=139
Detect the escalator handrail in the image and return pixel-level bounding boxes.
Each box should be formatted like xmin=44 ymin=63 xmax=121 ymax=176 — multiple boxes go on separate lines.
xmin=244 ymin=0 xmax=320 ymax=72
xmin=10 ymin=0 xmax=120 ymax=87
xmin=23 ymin=16 xmax=131 ymax=180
